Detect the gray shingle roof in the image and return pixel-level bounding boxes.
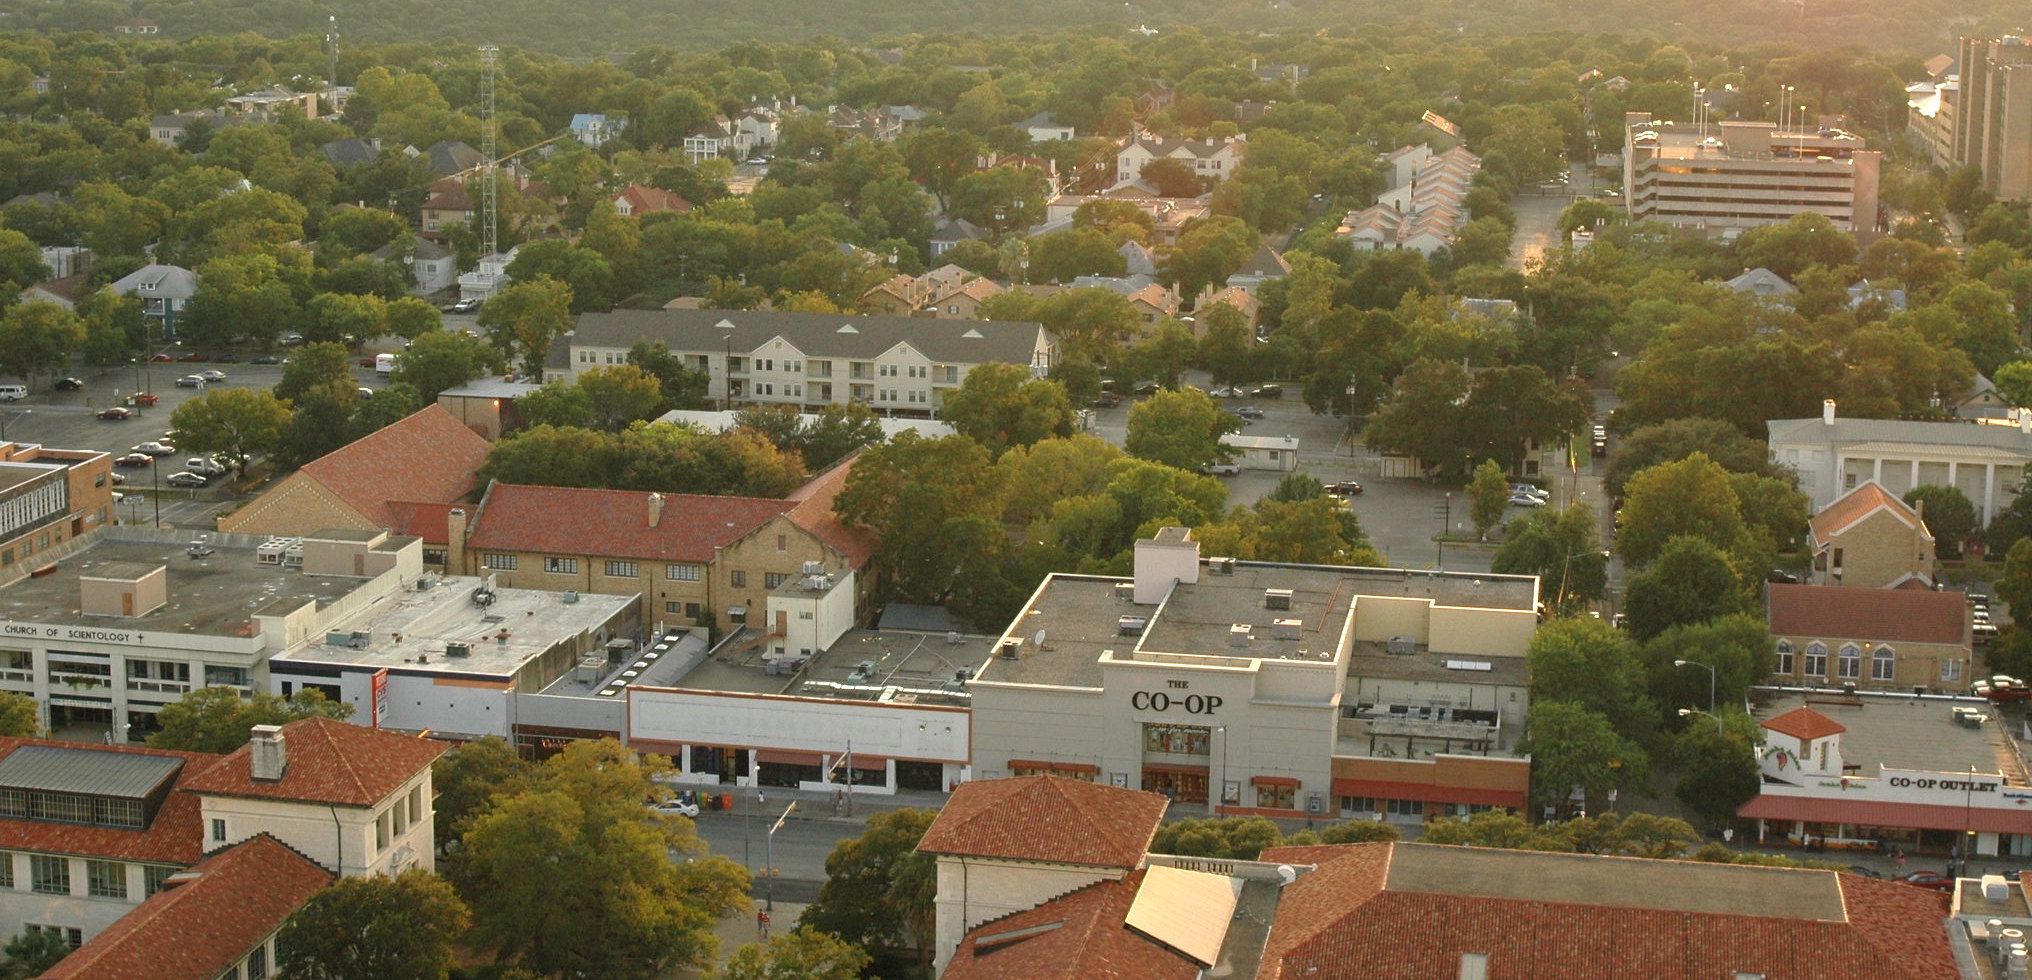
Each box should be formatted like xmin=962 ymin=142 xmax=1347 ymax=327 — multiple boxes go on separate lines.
xmin=570 ymin=309 xmax=1050 ymax=366
xmin=1767 ymin=415 xmax=2032 ymax=454
xmin=0 ymin=745 xmax=184 ymax=799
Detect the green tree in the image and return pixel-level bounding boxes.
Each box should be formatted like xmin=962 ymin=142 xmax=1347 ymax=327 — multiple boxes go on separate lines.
xmin=1148 ymin=817 xmax=1286 ymax=860
xmin=835 ymin=434 xmax=1005 ymax=607
xmin=275 ymin=870 xmax=472 ymax=980
xmin=0 ymin=303 xmax=85 ymax=382
xmin=1492 ymin=504 xmax=1607 ymax=615
xmin=147 ymin=688 xmax=353 ymax=754
xmin=1671 ymin=724 xmax=1761 ymax=830
xmin=799 ymin=808 xmax=936 ymax=967
xmin=1996 ymin=538 xmax=2032 ymax=624
xmin=713 ymin=927 xmax=871 ymax=980
xmin=798 ymin=404 xmax=887 ymax=471
xmin=1125 ymin=388 xmax=1239 ymax=471
xmin=0 ymin=693 xmax=39 ymax=738
xmin=578 ymin=364 xmax=667 ymax=432
xmin=479 ymin=278 xmax=576 ymax=379
xmin=275 ymin=343 xmax=356 ymax=402
xmin=1418 ymin=808 xmax=1574 ymax=851
xmin=1316 ymin=820 xmax=1402 ymax=844
xmin=1526 ymin=618 xmax=1654 ymax=739
xmin=937 ymin=362 xmax=1074 ymax=458
xmin=1623 ymin=536 xmax=1744 ymax=640
xmin=274 ymin=382 xmax=363 ymax=470
xmin=514 ymin=382 xmax=597 ymax=430
xmin=1903 ymin=485 xmax=1978 ymax=559
xmin=628 ymin=340 xmax=711 ymax=412
xmin=0 ymin=929 xmax=69 ymax=979
xmin=1023 ymin=228 xmax=1127 ymax=284
xmin=1641 ymin=614 xmax=1772 ymax=723
xmin=1467 ymin=459 xmax=1509 ymax=540
xmin=1616 ymin=453 xmax=1747 ymax=568
xmin=1604 ymin=418 xmax=1788 ymax=499
xmin=455 ymin=740 xmax=747 ymax=980
xmin=506 ymin=240 xmax=615 ymax=313
xmin=1515 ymin=701 xmax=1649 ymax=817
xmin=303 ymin=292 xmax=388 ymax=347
xmin=430 ymin=735 xmax=535 ymax=850
xmin=167 ymin=387 xmax=291 ymax=473
xmin=391 ymin=330 xmax=504 ymax=401
xmin=385 ymin=297 xmax=445 ymax=340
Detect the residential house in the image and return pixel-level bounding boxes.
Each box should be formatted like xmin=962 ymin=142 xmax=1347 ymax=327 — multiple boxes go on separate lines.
xmin=1225 ymin=243 xmax=1289 ymax=293
xmin=826 ymin=106 xmax=902 ymax=143
xmin=1119 ymin=240 xmax=1157 ymax=277
xmin=569 ymin=113 xmax=626 ymax=146
xmin=614 ymin=184 xmax=693 ymax=217
xmin=1848 ymin=278 xmax=1910 ymax=312
xmin=19 ymin=273 xmax=86 ymax=312
xmin=454 ymin=456 xmax=876 ymax=629
xmin=1019 ymin=110 xmax=1076 ymax=142
xmin=1725 ymin=266 xmax=1799 ymax=298
xmin=1766 ymin=582 xmax=1971 ymax=691
xmin=318 ymin=137 xmax=379 ymax=169
xmin=0 ymin=439 xmax=116 ymax=578
xmin=1955 ymin=374 xmax=2013 ymax=422
xmin=39 ymin=245 xmax=90 ymax=280
xmin=683 ymin=117 xmax=737 ymax=165
xmin=1198 ymin=285 xmax=1260 ymax=332
xmin=458 ymin=245 xmax=521 ymax=303
xmin=0 ymin=717 xmax=443 ymax=971
xmin=223 ymin=87 xmax=318 ymax=120
xmin=148 ymin=110 xmax=226 ymax=148
xmin=112 ymin=19 xmax=158 ymax=33
xmin=860 ymin=273 xmax=929 ymax=316
xmin=108 ymin=265 xmax=198 ymax=336
xmin=732 ymin=105 xmax=779 ymax=152
xmin=929 ymin=218 xmax=988 ymax=257
xmin=925 ymin=278 xmax=1005 ymax=319
xmin=564 ymin=308 xmax=1056 ymax=416
xmin=421 ymin=140 xmax=484 ymax=176
xmin=418 ymin=177 xmax=474 ymax=240
xmin=1339 ymin=144 xmax=1481 ymax=255
xmin=1114 ymin=133 xmax=1247 ymax=188
xmin=217 ymin=405 xmax=491 ymax=541
xmin=1768 ymin=400 xmax=2032 ymax=522
xmin=371 ymin=237 xmax=457 ymax=295
xmin=1807 ymin=482 xmax=1937 ymax=589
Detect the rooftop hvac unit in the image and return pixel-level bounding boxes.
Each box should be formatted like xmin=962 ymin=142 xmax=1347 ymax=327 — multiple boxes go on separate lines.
xmin=1264 ymin=588 xmax=1294 ymax=610
xmin=1118 ymin=616 xmax=1149 ymax=637
xmin=1114 ymin=582 xmax=1136 ymax=602
xmin=946 ymin=631 xmax=962 ymax=646
xmin=445 ymin=642 xmax=471 ymax=658
xmin=1386 ymin=636 xmax=1418 ymax=655
xmin=801 ymin=560 xmax=826 ymax=576
xmin=1228 ymin=624 xmax=1252 ymax=647
xmin=471 ymin=588 xmax=496 ymax=607
xmin=1271 ymin=618 xmax=1301 ymax=640
xmin=562 ymin=591 xmax=580 ymax=604
xmin=1208 ymin=557 xmax=1237 ymax=575
xmin=998 ymin=640 xmax=1021 ymax=660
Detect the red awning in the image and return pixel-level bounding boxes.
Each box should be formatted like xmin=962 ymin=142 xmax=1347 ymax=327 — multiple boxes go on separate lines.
xmin=1010 ymin=759 xmax=1100 ymax=775
xmin=1251 ymin=775 xmax=1301 ymax=787
xmin=1739 ymin=794 xmax=2032 ymax=835
xmin=1332 ymin=778 xmax=1526 ymax=808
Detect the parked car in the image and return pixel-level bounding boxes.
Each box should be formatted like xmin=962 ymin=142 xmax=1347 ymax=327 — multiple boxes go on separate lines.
xmin=211 ymin=352 xmax=239 ymax=363
xmin=1090 ymin=392 xmax=1124 ymax=408
xmin=1203 ymin=462 xmax=1241 ymax=476
xmin=177 ymin=352 xmax=204 ymax=362
xmin=1208 ymin=386 xmax=1243 ymax=398
xmin=108 ymin=472 xmax=126 ymax=485
xmin=164 ymin=471 xmax=209 ymax=488
xmin=1249 ymin=384 xmax=1283 ymax=398
xmin=1977 ymin=623 xmax=2001 ymax=643
xmin=252 ymin=354 xmax=281 ymax=364
xmin=1234 ymin=405 xmax=1266 ymax=420
xmin=1896 ymin=871 xmax=1956 ymax=892
xmin=1132 ymin=381 xmax=1162 ymax=396
xmin=1510 ymin=484 xmax=1549 ymax=499
xmin=449 ymin=298 xmax=483 ymax=314
xmin=53 ymin=377 xmax=84 ymax=391
xmin=279 ymin=332 xmax=305 ymax=347
xmin=648 ymin=795 xmax=701 ymax=818
xmin=185 ymin=456 xmax=228 ymax=477
xmin=1507 ymin=493 xmax=1548 ymax=508
xmin=357 ymin=387 xmax=375 ymax=398
xmin=98 ymin=407 xmax=134 ymax=420
xmin=1326 ymin=481 xmax=1364 ymax=497
xmin=198 ymin=370 xmax=227 ymax=383
xmin=134 ymin=442 xmax=175 ymax=456
xmin=114 ymin=453 xmax=152 ymax=468
xmin=148 ymin=352 xmax=176 ymax=363
xmin=1767 ymin=569 xmax=1801 ymax=584
xmin=174 ymin=375 xmax=206 ymax=388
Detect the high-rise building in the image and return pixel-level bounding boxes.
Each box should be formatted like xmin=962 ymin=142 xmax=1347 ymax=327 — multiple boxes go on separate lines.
xmin=1953 ymin=35 xmax=2032 ymax=201
xmin=1621 ymin=112 xmax=1881 ymax=233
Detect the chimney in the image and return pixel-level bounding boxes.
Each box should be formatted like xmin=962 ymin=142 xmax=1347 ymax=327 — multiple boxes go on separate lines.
xmin=647 ymin=492 xmax=665 ymax=528
xmin=250 ymin=725 xmax=287 ymax=782
xmin=446 ymin=507 xmax=468 ymax=572
xmin=1822 ymin=399 xmax=1836 ymax=425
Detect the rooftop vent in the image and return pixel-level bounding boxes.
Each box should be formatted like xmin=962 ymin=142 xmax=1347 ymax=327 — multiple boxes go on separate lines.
xmin=562 ymin=591 xmax=580 ymax=604
xmin=1386 ymin=636 xmax=1418 ymax=655
xmin=1271 ymin=618 xmax=1301 ymax=640
xmin=1115 ymin=582 xmax=1136 ymax=602
xmin=1228 ymin=624 xmax=1252 ymax=647
xmin=998 ymin=640 xmax=1021 ymax=660
xmin=1118 ymin=616 xmax=1149 ymax=637
xmin=445 ymin=641 xmax=471 ymax=658
xmin=1208 ymin=557 xmax=1237 ymax=575
xmin=1264 ymin=588 xmax=1293 ymax=610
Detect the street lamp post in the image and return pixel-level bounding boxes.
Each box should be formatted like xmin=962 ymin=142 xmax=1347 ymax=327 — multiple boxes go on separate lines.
xmin=765 ymin=800 xmax=795 ymax=912
xmin=1673 ymin=659 xmax=1720 ymax=733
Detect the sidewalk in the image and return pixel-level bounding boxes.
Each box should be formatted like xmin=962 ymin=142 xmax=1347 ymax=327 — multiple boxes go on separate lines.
xmin=702 ymin=782 xmax=951 ymax=826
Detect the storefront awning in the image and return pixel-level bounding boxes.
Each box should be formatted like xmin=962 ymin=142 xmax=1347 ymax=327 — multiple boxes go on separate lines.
xmin=1740 ymin=794 xmax=2032 ymax=835
xmin=1332 ymin=778 xmax=1525 ymax=808
xmin=1010 ymin=759 xmax=1099 ymax=775
xmin=1251 ymin=775 xmax=1300 ymax=787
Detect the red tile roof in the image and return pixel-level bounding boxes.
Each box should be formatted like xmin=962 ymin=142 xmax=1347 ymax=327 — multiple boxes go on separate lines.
xmin=298 ymin=405 xmax=491 ymax=531
xmin=1809 ymin=482 xmax=1926 ymax=543
xmin=917 ymin=776 xmax=1167 ymax=869
xmin=40 ymin=834 xmax=331 ymax=980
xmin=421 ymin=176 xmax=474 ymax=212
xmin=1766 ymin=582 xmax=1968 ymax=646
xmin=616 ymin=184 xmax=693 ymax=214
xmin=178 ymin=717 xmax=445 ymax=808
xmin=466 ymin=483 xmax=796 ymax=562
xmin=0 ymin=739 xmax=218 ymax=865
xmin=386 ymin=500 xmax=457 ymax=544
xmin=942 ymin=873 xmax=1201 ymax=980
xmin=1252 ymin=843 xmax=1959 ymax=980
xmin=786 ymin=452 xmax=878 ymax=569
xmin=1762 ymin=705 xmax=1848 ymax=741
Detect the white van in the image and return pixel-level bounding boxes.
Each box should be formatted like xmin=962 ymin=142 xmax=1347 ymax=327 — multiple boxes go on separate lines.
xmin=0 ymin=384 xmax=26 ymax=403
xmin=375 ymin=353 xmax=397 ymax=376
xmin=185 ymin=456 xmax=228 ymax=477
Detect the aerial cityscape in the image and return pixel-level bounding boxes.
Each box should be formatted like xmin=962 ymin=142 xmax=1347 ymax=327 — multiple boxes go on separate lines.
xmin=0 ymin=3 xmax=2030 ymax=977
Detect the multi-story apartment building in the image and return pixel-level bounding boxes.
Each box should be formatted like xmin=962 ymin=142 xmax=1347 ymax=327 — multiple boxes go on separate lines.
xmin=1621 ymin=112 xmax=1882 ymax=233
xmin=1954 ymin=35 xmax=2032 ymax=201
xmin=563 ymin=309 xmax=1055 ymax=418
xmin=0 ymin=441 xmax=115 ymax=580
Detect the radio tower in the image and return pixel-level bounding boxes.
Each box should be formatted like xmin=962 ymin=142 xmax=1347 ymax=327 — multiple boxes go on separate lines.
xmin=325 ymin=16 xmax=339 ymax=88
xmin=479 ymin=44 xmax=499 ymax=260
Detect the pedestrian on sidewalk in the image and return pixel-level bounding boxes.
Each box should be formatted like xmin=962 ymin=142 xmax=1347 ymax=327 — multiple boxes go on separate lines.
xmin=1894 ymin=848 xmax=1906 ymax=872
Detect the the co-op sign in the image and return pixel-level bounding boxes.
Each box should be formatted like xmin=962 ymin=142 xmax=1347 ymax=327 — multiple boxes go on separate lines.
xmin=1130 ymin=691 xmax=1222 ymax=714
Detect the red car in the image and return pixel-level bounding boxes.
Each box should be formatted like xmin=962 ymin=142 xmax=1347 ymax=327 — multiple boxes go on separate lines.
xmin=98 ymin=407 xmax=134 ymax=420
xmin=148 ymin=353 xmax=175 ymax=363
xmin=114 ymin=453 xmax=152 ymax=468
xmin=1897 ymin=871 xmax=1956 ymax=892
xmin=177 ymin=352 xmax=204 ymax=362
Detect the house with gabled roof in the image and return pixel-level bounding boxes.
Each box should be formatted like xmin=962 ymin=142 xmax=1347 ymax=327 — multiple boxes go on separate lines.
xmin=1807 ymin=481 xmax=1936 ymax=589
xmin=218 ymin=405 xmax=492 ymax=541
xmin=451 ymin=453 xmax=875 ymax=630
xmin=1114 ymin=132 xmax=1247 ymax=189
xmin=1225 ymin=243 xmax=1289 ymax=293
xmin=925 ymin=277 xmax=1005 ymax=319
xmin=108 ymin=264 xmax=198 ymax=335
xmin=614 ymin=184 xmax=692 ymax=216
xmin=860 ymin=273 xmax=929 ymax=316
xmin=570 ymin=112 xmax=626 ymax=147
xmin=565 ymin=308 xmax=1055 ymax=417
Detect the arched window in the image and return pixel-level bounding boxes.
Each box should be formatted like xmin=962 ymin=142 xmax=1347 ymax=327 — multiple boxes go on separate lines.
xmin=1775 ymin=640 xmax=1795 ymax=676
xmin=1872 ymin=645 xmax=1896 ymax=682
xmin=1804 ymin=642 xmax=1828 ymax=678
xmin=1837 ymin=644 xmax=1861 ymax=680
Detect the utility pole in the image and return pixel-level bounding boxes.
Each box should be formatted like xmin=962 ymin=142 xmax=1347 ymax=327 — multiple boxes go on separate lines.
xmin=765 ymin=801 xmax=795 ymax=912
xmin=1434 ymin=492 xmax=1452 ymax=569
